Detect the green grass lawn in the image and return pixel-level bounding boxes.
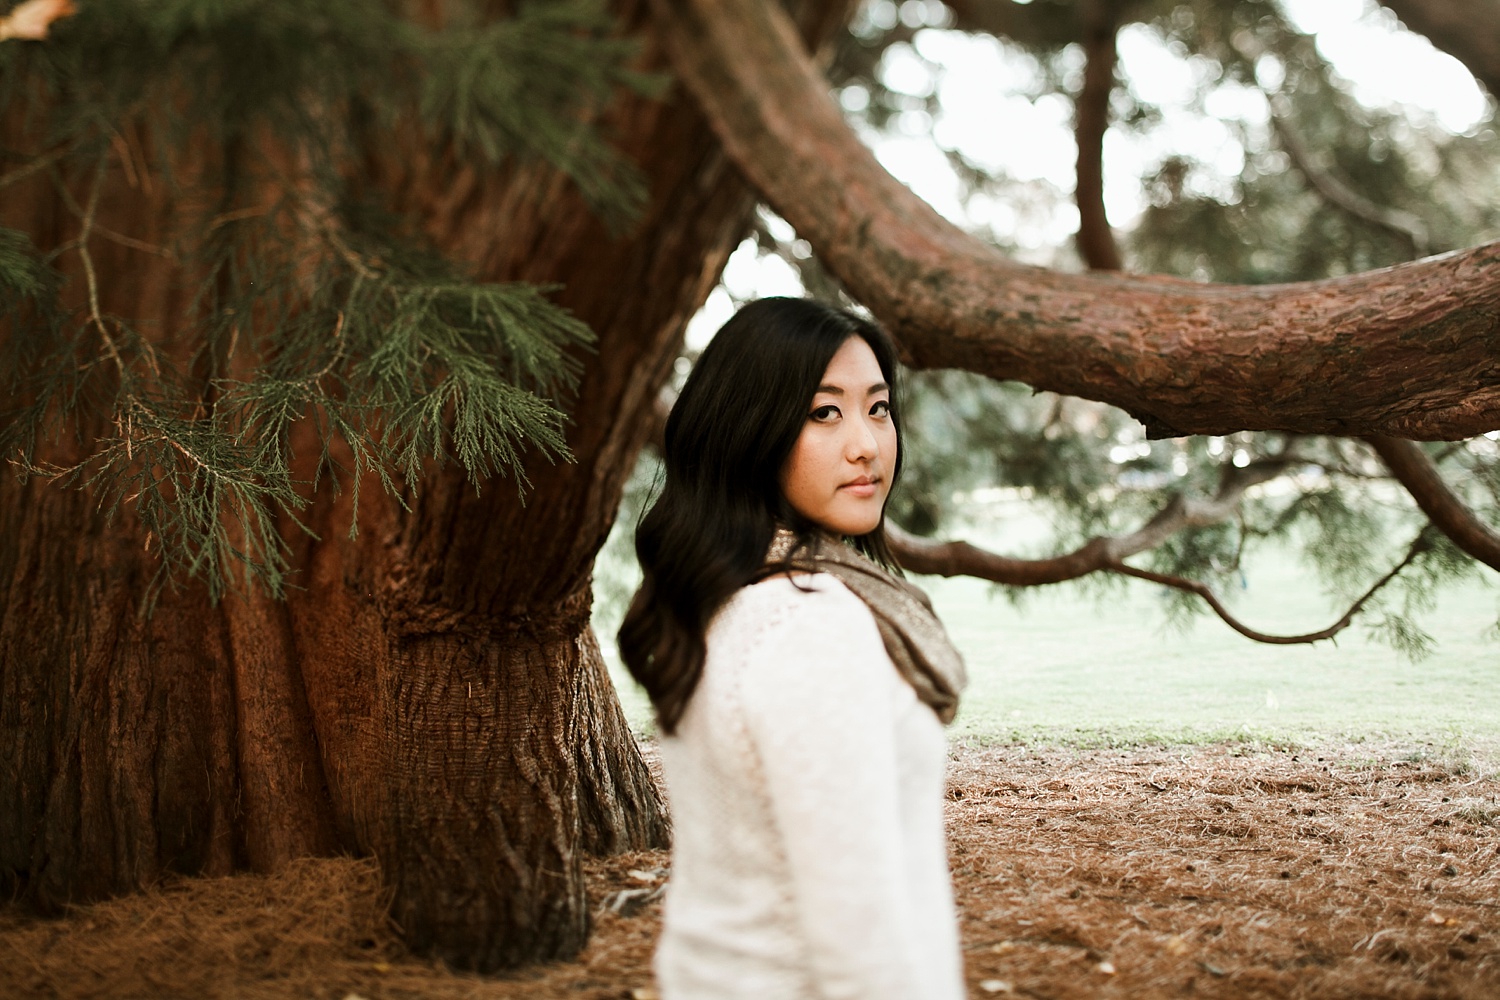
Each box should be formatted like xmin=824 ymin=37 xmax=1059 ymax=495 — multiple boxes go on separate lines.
xmin=596 ymin=526 xmax=1499 ymax=748
xmin=924 ymin=560 xmax=1498 ymax=746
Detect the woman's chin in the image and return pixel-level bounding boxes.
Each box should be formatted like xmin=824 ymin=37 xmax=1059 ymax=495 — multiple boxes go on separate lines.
xmin=811 ymin=505 xmax=883 ymax=537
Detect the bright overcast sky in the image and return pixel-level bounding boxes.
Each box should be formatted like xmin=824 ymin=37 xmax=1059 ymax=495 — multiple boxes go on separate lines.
xmin=685 ymin=0 xmax=1494 ymax=347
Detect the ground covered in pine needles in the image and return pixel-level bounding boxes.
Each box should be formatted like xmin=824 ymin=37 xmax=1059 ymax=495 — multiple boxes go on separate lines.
xmin=3 ymin=741 xmax=1498 ymax=999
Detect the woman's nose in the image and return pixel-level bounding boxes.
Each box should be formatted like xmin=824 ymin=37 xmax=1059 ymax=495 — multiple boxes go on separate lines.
xmin=845 ymin=416 xmax=879 ymax=461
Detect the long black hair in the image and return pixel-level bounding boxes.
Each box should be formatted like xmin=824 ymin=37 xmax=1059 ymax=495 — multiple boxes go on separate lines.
xmin=618 ymin=297 xmax=905 ymax=734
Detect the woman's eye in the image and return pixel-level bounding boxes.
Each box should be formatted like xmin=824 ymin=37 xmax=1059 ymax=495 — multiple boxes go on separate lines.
xmin=810 ymin=404 xmax=840 ymax=422
xmin=870 ymin=400 xmax=891 ymax=417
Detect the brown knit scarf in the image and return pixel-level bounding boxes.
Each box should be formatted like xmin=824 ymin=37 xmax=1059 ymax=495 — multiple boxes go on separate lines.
xmin=762 ymin=527 xmax=968 ymax=724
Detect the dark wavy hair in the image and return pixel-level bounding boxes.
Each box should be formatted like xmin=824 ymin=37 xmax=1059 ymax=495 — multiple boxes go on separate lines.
xmin=618 ymin=297 xmax=904 ymax=734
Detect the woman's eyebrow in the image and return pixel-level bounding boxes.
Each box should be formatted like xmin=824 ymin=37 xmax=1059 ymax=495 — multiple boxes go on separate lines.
xmin=815 ymin=381 xmax=890 ymax=395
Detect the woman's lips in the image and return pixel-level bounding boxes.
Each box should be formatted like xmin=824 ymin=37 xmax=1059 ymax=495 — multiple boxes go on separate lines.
xmin=839 ymin=477 xmax=879 ymax=498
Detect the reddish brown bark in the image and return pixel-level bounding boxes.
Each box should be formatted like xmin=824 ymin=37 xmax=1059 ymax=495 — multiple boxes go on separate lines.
xmin=222 ymin=587 xmax=341 ymax=872
xmin=651 ymin=0 xmax=1500 ymax=441
xmin=0 ymin=145 xmax=247 ymax=906
xmin=286 ymin=0 xmax=851 ymax=963
xmin=0 ymin=477 xmax=242 ymax=905
xmin=0 ymin=0 xmax=852 ymax=972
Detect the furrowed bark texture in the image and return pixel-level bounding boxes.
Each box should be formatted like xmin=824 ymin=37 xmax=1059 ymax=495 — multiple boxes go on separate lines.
xmin=284 ymin=0 xmax=852 ymax=966
xmin=652 ymin=0 xmax=1500 ymax=440
xmin=0 ymin=475 xmax=240 ymax=906
xmin=0 ymin=145 xmax=290 ymax=903
xmin=0 ymin=0 xmax=848 ymax=970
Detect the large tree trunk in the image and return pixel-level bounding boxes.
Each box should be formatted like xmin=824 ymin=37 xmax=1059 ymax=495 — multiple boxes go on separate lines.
xmin=0 ymin=0 xmax=847 ymax=974
xmin=0 ymin=476 xmax=242 ymax=905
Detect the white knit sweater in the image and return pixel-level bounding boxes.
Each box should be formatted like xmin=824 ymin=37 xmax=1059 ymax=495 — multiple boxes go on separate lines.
xmin=654 ymin=573 xmax=964 ymax=1000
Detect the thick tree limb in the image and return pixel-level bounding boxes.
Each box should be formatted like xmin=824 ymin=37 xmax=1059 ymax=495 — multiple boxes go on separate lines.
xmin=650 ymin=0 xmax=1500 ymax=440
xmin=1268 ymin=92 xmax=1430 ymax=257
xmin=1364 ymin=436 xmax=1500 ymax=571
xmin=1074 ymin=0 xmax=1123 ymax=271
xmin=1379 ymin=0 xmax=1500 ymax=98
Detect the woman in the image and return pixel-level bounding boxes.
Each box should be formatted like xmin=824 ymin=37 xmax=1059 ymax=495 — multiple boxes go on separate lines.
xmin=619 ymin=297 xmax=967 ymax=1000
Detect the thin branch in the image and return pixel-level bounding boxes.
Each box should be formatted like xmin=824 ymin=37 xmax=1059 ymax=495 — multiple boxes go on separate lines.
xmin=207 ymin=204 xmax=275 ymax=230
xmin=72 ymin=157 xmax=127 ymax=378
xmin=893 ymin=486 xmax=1431 ymax=646
xmin=92 ymin=224 xmax=176 ymax=260
xmin=0 ymin=141 xmax=75 ymax=190
xmin=1364 ymin=435 xmax=1500 ymax=571
xmin=887 ymin=457 xmax=1293 ymax=585
xmin=307 ymin=311 xmax=348 ymax=383
xmin=1266 ymin=91 xmax=1430 ymax=257
xmin=1111 ymin=530 xmax=1429 ymax=645
xmin=1074 ymin=0 xmax=1123 ymax=271
xmin=54 ymin=159 xmax=165 ymax=378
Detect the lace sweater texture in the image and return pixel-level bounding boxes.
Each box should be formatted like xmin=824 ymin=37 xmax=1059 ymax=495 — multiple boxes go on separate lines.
xmin=654 ymin=573 xmax=964 ymax=1000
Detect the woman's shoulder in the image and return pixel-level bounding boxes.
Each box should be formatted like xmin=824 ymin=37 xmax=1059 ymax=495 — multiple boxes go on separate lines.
xmin=712 ymin=572 xmax=876 ymax=644
xmin=716 ymin=573 xmax=902 ymax=720
xmin=736 ymin=571 xmax=864 ymax=611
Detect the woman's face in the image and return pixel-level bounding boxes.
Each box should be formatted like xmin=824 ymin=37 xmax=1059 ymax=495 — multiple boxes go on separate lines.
xmin=779 ymin=335 xmax=897 ymax=536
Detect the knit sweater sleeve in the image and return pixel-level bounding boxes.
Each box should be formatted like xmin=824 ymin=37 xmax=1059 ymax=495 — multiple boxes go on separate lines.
xmin=735 ymin=578 xmax=934 ymax=1000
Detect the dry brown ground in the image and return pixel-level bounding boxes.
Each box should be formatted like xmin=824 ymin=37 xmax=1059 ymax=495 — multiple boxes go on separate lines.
xmin=3 ymin=741 xmax=1498 ymax=999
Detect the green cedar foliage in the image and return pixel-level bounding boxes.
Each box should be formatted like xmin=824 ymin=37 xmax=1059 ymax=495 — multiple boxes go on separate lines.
xmin=0 ymin=0 xmax=656 ymax=604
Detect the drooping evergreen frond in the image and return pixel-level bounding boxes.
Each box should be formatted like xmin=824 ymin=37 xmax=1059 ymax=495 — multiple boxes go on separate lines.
xmin=0 ymin=0 xmax=634 ymax=603
xmin=3 ymin=0 xmax=656 ymax=221
xmin=418 ymin=0 xmax=664 ymax=223
xmin=0 ymin=226 xmax=54 ymax=306
xmin=342 ymin=278 xmax=593 ymax=491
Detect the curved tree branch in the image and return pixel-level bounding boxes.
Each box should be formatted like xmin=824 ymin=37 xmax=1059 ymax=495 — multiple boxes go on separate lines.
xmin=650 ymin=0 xmax=1500 ymax=441
xmin=1364 ymin=435 xmax=1500 ymax=571
xmin=886 ymin=457 xmax=1291 ymax=584
xmin=1267 ymin=91 xmax=1430 ymax=257
xmin=1112 ymin=531 xmax=1428 ymax=645
xmin=1074 ymin=0 xmax=1123 ymax=271
xmin=889 ymin=472 xmax=1432 ymax=646
xmin=1379 ymin=0 xmax=1500 ymax=99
